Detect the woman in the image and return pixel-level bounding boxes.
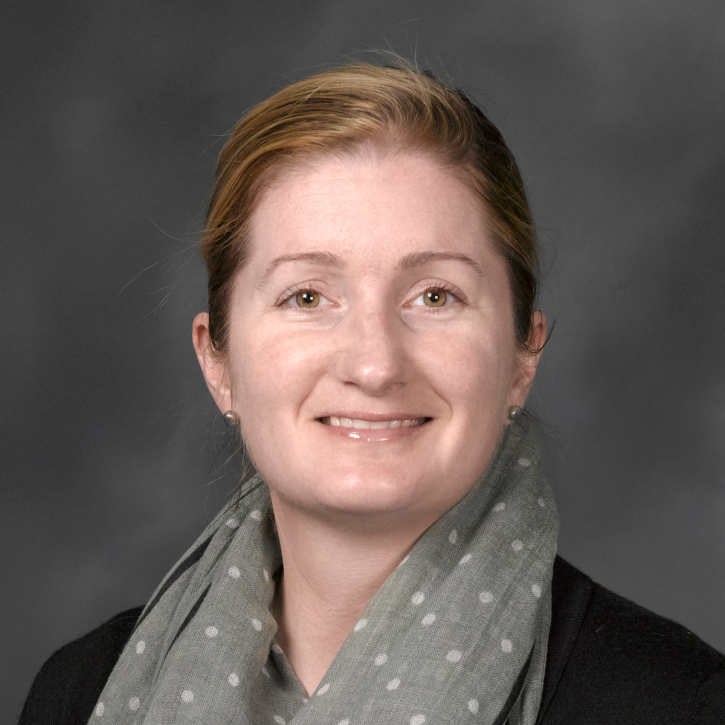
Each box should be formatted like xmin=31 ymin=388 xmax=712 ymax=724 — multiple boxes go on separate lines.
xmin=20 ymin=63 xmax=724 ymax=724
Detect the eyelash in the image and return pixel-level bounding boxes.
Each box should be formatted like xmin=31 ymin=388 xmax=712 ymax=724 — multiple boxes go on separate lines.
xmin=276 ymin=279 xmax=467 ymax=312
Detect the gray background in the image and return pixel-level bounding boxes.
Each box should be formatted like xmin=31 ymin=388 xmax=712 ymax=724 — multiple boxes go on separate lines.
xmin=3 ymin=0 xmax=724 ymax=719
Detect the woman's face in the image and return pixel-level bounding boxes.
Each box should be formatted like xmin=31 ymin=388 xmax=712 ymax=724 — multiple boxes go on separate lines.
xmin=195 ymin=152 xmax=544 ymax=528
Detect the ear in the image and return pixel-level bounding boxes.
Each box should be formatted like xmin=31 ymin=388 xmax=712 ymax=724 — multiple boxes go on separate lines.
xmin=509 ymin=311 xmax=547 ymax=408
xmin=192 ymin=312 xmax=233 ymax=415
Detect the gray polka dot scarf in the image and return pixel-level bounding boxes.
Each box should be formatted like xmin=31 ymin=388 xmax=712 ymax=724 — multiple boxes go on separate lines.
xmin=90 ymin=417 xmax=558 ymax=725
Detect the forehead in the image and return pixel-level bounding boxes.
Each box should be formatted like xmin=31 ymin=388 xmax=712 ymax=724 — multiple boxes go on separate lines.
xmin=246 ymin=152 xmax=493 ymax=268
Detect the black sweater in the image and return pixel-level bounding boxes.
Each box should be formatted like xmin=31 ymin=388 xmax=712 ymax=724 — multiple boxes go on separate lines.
xmin=19 ymin=557 xmax=725 ymax=724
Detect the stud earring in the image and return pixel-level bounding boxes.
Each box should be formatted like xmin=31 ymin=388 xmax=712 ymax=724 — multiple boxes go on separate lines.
xmin=223 ymin=410 xmax=240 ymax=427
xmin=508 ymin=405 xmax=523 ymax=421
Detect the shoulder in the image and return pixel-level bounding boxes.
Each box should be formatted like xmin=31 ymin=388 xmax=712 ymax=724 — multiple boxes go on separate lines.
xmin=540 ymin=557 xmax=725 ymax=724
xmin=19 ymin=607 xmax=142 ymax=725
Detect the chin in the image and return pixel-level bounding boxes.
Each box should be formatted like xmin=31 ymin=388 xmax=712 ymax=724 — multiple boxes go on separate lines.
xmin=283 ymin=466 xmax=431 ymax=520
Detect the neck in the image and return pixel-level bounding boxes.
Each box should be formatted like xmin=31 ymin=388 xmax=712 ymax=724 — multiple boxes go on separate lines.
xmin=271 ymin=495 xmax=428 ymax=696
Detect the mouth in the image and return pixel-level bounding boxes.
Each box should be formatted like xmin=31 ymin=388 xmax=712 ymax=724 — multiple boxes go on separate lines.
xmin=317 ymin=416 xmax=432 ymax=430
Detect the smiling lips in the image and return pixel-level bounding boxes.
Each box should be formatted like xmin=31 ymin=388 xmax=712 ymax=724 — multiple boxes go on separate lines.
xmin=319 ymin=416 xmax=430 ymax=430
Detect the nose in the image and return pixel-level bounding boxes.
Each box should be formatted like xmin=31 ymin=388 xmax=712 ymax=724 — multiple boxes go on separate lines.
xmin=334 ymin=301 xmax=410 ymax=396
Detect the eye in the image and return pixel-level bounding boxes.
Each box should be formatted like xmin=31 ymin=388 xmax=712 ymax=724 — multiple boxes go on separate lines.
xmin=423 ymin=289 xmax=447 ymax=307
xmin=280 ymin=286 xmax=332 ymax=310
xmin=410 ymin=286 xmax=457 ymax=308
xmin=295 ymin=290 xmax=321 ymax=308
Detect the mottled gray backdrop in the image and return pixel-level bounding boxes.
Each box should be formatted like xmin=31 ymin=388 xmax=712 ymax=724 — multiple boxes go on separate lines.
xmin=3 ymin=0 xmax=724 ymax=719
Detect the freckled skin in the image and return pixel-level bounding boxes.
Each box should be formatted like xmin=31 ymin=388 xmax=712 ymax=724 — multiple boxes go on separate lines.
xmin=195 ymin=152 xmax=544 ymax=534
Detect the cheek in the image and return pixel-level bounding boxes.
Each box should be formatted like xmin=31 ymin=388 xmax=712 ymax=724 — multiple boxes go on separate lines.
xmin=231 ymin=326 xmax=327 ymax=420
xmin=416 ymin=326 xmax=515 ymax=415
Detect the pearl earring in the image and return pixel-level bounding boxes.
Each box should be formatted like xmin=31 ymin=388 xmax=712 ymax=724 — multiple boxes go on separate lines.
xmin=508 ymin=405 xmax=523 ymax=421
xmin=223 ymin=410 xmax=240 ymax=427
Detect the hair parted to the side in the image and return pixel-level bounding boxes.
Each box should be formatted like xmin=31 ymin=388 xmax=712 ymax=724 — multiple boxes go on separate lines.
xmin=200 ymin=61 xmax=539 ymax=354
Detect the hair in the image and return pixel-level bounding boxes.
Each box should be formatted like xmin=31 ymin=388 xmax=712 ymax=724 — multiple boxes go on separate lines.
xmin=200 ymin=61 xmax=539 ymax=354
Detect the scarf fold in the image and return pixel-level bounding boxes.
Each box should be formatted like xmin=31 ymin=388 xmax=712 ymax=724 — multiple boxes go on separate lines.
xmin=89 ymin=417 xmax=558 ymax=725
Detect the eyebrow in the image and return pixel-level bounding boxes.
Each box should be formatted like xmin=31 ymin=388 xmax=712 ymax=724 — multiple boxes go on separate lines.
xmin=396 ymin=251 xmax=483 ymax=276
xmin=257 ymin=249 xmax=483 ymax=288
xmin=257 ymin=251 xmax=346 ymax=288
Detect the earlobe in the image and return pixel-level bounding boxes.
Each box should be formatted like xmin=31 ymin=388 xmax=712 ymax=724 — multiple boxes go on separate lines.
xmin=192 ymin=312 xmax=232 ymax=414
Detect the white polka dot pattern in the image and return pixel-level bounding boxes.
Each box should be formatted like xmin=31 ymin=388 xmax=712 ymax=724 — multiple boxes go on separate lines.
xmin=93 ymin=421 xmax=557 ymax=725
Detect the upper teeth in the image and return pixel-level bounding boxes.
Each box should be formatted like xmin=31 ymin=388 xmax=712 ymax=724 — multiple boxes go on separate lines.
xmin=324 ymin=417 xmax=426 ymax=429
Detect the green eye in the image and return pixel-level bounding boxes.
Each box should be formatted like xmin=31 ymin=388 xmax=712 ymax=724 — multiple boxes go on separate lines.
xmin=424 ymin=289 xmax=447 ymax=307
xmin=295 ymin=290 xmax=320 ymax=308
